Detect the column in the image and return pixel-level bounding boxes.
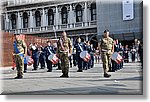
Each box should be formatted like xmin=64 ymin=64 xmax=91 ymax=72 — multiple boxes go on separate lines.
xmin=69 ymin=4 xmax=74 ymax=28
xmin=55 ymin=6 xmax=59 ymax=29
xmin=9 ymin=14 xmax=12 ymax=30
xmin=59 ymin=11 xmax=61 ymax=26
xmin=86 ymin=3 xmax=91 ymax=23
xmin=33 ymin=13 xmax=36 ymax=28
xmin=17 ymin=12 xmax=21 ymax=29
xmin=5 ymin=13 xmax=9 ymax=30
xmin=45 ymin=9 xmax=48 ymax=26
xmin=84 ymin=2 xmax=88 ymax=26
xmin=21 ymin=17 xmax=23 ymax=28
xmin=42 ymin=8 xmax=46 ymax=27
xmin=29 ymin=10 xmax=34 ymax=32
xmin=4 ymin=14 xmax=7 ymax=30
xmin=29 ymin=10 xmax=34 ymax=28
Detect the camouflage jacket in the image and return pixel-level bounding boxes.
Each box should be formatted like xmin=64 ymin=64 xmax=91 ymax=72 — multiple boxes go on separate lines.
xmin=100 ymin=37 xmax=114 ymax=51
xmin=13 ymin=40 xmax=27 ymax=54
xmin=57 ymin=37 xmax=72 ymax=54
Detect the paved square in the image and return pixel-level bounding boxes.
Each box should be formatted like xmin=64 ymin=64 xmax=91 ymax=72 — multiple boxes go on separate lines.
xmin=0 ymin=63 xmax=142 ymax=95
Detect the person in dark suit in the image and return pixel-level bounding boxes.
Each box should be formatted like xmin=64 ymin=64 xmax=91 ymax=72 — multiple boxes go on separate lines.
xmin=110 ymin=40 xmax=118 ymax=72
xmin=39 ymin=46 xmax=46 ymax=69
xmin=83 ymin=41 xmax=92 ymax=70
xmin=30 ymin=43 xmax=39 ymax=70
xmin=44 ymin=41 xmax=55 ymax=72
xmin=74 ymin=37 xmax=86 ymax=72
xmin=72 ymin=48 xmax=77 ymax=67
xmin=90 ymin=44 xmax=95 ymax=68
xmin=124 ymin=45 xmax=129 ymax=63
xmin=131 ymin=46 xmax=136 ymax=62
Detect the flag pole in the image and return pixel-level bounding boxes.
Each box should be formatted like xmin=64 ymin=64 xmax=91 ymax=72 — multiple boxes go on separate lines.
xmin=53 ymin=26 xmax=57 ymax=39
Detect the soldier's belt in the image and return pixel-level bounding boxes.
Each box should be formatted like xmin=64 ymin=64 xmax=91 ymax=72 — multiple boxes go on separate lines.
xmin=13 ymin=52 xmax=24 ymax=55
xmin=13 ymin=53 xmax=24 ymax=57
xmin=101 ymin=49 xmax=111 ymax=52
xmin=59 ymin=50 xmax=68 ymax=53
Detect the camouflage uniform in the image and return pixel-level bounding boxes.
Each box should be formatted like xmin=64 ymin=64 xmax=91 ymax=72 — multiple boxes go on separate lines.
xmin=14 ymin=40 xmax=27 ymax=78
xmin=100 ymin=37 xmax=114 ymax=75
xmin=57 ymin=37 xmax=72 ymax=77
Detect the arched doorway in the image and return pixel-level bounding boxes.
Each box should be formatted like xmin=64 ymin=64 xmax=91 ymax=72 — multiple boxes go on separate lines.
xmin=11 ymin=14 xmax=17 ymax=29
xmin=75 ymin=4 xmax=83 ymax=22
xmin=48 ymin=9 xmax=54 ymax=25
xmin=35 ymin=10 xmax=41 ymax=27
xmin=23 ymin=12 xmax=28 ymax=28
xmin=89 ymin=35 xmax=98 ymax=50
xmin=61 ymin=7 xmax=68 ymax=24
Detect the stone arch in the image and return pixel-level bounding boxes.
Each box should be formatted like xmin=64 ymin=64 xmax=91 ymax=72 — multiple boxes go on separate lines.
xmin=89 ymin=34 xmax=98 ymax=50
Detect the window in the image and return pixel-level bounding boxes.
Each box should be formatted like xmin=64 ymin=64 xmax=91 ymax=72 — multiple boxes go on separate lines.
xmin=35 ymin=10 xmax=41 ymax=27
xmin=48 ymin=9 xmax=54 ymax=25
xmin=61 ymin=7 xmax=68 ymax=24
xmin=76 ymin=5 xmax=82 ymax=22
xmin=91 ymin=3 xmax=96 ymax=21
xmin=11 ymin=14 xmax=17 ymax=29
xmin=23 ymin=12 xmax=28 ymax=28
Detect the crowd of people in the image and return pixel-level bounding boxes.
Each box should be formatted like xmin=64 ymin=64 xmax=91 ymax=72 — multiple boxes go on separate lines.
xmin=12 ymin=30 xmax=143 ymax=79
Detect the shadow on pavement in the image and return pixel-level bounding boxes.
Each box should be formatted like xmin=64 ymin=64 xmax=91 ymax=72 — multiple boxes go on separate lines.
xmin=3 ymin=85 xmax=142 ymax=95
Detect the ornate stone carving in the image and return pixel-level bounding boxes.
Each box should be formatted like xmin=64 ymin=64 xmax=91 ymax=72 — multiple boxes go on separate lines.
xmin=60 ymin=5 xmax=68 ymax=12
xmin=80 ymin=2 xmax=85 ymax=9
xmin=57 ymin=6 xmax=62 ymax=13
xmin=39 ymin=9 xmax=43 ymax=15
xmin=32 ymin=9 xmax=43 ymax=15
xmin=21 ymin=11 xmax=30 ymax=17
xmin=65 ymin=4 xmax=70 ymax=11
xmin=87 ymin=1 xmax=92 ymax=8
xmin=72 ymin=2 xmax=86 ymax=10
xmin=44 ymin=9 xmax=48 ymax=15
xmin=51 ymin=7 xmax=56 ymax=13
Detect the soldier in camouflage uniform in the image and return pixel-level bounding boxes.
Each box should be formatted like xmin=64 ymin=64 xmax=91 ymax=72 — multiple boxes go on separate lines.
xmin=99 ymin=30 xmax=114 ymax=78
xmin=13 ymin=34 xmax=27 ymax=79
xmin=57 ymin=31 xmax=72 ymax=78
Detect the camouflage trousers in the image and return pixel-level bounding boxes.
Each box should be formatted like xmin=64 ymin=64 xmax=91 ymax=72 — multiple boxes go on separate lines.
xmin=59 ymin=53 xmax=69 ymax=76
xmin=101 ymin=52 xmax=112 ymax=74
xmin=14 ymin=54 xmax=24 ymax=77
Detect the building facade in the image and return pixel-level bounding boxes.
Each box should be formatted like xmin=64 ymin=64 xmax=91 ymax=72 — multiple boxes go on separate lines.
xmin=2 ymin=0 xmax=97 ymax=47
xmin=96 ymin=0 xmax=143 ymax=46
xmin=1 ymin=0 xmax=143 ymax=48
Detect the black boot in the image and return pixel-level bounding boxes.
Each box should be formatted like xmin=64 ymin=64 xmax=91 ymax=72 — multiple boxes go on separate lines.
xmin=60 ymin=74 xmax=69 ymax=78
xmin=47 ymin=70 xmax=52 ymax=72
xmin=77 ymin=70 xmax=83 ymax=72
xmin=14 ymin=75 xmax=23 ymax=79
xmin=104 ymin=73 xmax=111 ymax=78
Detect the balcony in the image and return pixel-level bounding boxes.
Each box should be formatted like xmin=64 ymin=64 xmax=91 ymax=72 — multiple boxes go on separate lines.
xmin=6 ymin=21 xmax=97 ymax=34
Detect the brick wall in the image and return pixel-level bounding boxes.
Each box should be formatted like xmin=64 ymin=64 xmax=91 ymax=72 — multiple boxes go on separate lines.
xmin=1 ymin=32 xmax=58 ymax=67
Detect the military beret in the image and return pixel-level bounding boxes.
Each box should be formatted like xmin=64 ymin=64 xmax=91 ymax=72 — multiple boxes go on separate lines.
xmin=104 ymin=29 xmax=109 ymax=33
